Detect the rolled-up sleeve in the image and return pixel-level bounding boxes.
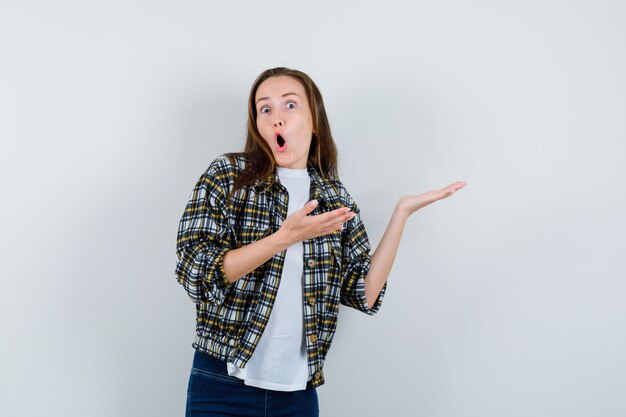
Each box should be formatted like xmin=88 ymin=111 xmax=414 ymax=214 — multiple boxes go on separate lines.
xmin=175 ymin=158 xmax=234 ymax=305
xmin=339 ymin=193 xmax=387 ymax=316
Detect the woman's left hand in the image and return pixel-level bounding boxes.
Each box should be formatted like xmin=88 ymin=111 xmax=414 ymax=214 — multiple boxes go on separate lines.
xmin=397 ymin=181 xmax=467 ymax=216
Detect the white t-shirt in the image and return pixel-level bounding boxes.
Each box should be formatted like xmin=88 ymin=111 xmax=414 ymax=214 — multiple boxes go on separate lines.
xmin=226 ymin=166 xmax=312 ymax=391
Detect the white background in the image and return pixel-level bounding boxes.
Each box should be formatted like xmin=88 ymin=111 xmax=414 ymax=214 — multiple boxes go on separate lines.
xmin=1 ymin=1 xmax=625 ymax=416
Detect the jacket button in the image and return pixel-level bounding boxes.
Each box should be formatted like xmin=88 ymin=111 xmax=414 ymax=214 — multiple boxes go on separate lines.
xmin=309 ymin=334 xmax=317 ymax=343
xmin=306 ymin=258 xmax=316 ymax=268
xmin=313 ymin=370 xmax=323 ymax=380
xmin=307 ymin=296 xmax=316 ymax=306
xmin=235 ymin=241 xmax=243 ymax=248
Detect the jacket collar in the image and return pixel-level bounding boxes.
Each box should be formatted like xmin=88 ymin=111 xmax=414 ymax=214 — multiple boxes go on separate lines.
xmin=252 ymin=161 xmax=331 ymax=205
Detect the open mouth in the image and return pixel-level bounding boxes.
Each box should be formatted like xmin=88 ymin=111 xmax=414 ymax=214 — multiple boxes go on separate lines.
xmin=276 ymin=134 xmax=286 ymax=151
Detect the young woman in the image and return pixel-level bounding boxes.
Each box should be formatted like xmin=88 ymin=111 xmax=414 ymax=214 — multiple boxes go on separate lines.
xmin=175 ymin=67 xmax=466 ymax=416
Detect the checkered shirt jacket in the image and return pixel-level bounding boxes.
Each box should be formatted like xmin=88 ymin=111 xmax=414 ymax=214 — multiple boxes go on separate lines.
xmin=175 ymin=153 xmax=387 ymax=387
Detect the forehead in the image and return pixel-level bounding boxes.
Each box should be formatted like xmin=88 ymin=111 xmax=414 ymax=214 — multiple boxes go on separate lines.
xmin=255 ymin=76 xmax=307 ymax=101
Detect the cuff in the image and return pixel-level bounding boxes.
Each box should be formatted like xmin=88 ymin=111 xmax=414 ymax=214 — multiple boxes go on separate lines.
xmin=204 ymin=246 xmax=234 ymax=304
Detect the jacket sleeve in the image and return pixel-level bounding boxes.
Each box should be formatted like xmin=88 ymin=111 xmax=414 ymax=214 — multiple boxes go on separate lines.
xmin=339 ymin=191 xmax=387 ymax=316
xmin=175 ymin=157 xmax=235 ymax=305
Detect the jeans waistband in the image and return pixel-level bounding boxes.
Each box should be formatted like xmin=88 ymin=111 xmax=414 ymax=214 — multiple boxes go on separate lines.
xmin=192 ymin=349 xmax=315 ymax=390
xmin=192 ymin=349 xmax=230 ymax=375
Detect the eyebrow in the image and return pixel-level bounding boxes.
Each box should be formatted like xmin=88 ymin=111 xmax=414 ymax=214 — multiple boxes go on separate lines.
xmin=256 ymin=92 xmax=301 ymax=105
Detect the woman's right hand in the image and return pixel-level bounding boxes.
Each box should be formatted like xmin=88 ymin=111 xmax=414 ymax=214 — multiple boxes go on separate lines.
xmin=223 ymin=200 xmax=355 ymax=283
xmin=275 ymin=199 xmax=356 ymax=248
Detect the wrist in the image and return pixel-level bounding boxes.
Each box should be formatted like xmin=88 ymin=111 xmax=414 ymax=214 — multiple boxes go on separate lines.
xmin=393 ymin=202 xmax=412 ymax=221
xmin=269 ymin=228 xmax=293 ymax=252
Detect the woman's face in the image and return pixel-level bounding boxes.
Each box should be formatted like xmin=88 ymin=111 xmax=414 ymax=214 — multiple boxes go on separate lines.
xmin=255 ymin=75 xmax=314 ymax=170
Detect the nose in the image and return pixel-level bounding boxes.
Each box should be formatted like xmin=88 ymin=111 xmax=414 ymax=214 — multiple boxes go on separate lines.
xmin=273 ymin=110 xmax=284 ymax=128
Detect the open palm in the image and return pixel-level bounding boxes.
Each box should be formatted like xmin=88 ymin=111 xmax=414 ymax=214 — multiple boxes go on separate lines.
xmin=398 ymin=181 xmax=467 ymax=215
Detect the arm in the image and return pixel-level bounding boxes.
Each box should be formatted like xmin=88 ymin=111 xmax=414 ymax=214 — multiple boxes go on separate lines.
xmin=364 ymin=206 xmax=408 ymax=309
xmin=222 ymin=232 xmax=288 ymax=283
xmin=175 ymin=158 xmax=237 ymax=304
xmin=364 ymin=180 xmax=468 ymax=307
xmin=338 ymin=195 xmax=386 ymax=315
xmin=223 ymin=200 xmax=357 ymax=283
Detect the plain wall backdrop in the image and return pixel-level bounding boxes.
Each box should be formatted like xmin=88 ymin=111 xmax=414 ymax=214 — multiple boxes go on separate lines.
xmin=1 ymin=1 xmax=625 ymax=416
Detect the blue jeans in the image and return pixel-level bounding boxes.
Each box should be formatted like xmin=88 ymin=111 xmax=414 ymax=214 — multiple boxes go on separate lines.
xmin=186 ymin=350 xmax=319 ymax=417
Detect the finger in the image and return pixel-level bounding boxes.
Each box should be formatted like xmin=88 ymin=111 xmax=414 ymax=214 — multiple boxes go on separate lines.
xmin=437 ymin=189 xmax=457 ymax=200
xmin=440 ymin=184 xmax=464 ymax=199
xmin=434 ymin=182 xmax=465 ymax=197
xmin=293 ymin=199 xmax=319 ymax=219
xmin=297 ymin=209 xmax=352 ymax=238
xmin=319 ymin=222 xmax=346 ymax=238
xmin=447 ymin=181 xmax=466 ymax=191
xmin=311 ymin=207 xmax=354 ymax=225
xmin=322 ymin=212 xmax=356 ymax=233
xmin=444 ymin=182 xmax=466 ymax=196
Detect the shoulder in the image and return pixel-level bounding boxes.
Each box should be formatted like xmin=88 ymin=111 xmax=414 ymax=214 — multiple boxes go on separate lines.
xmin=196 ymin=153 xmax=248 ymax=198
xmin=202 ymin=152 xmax=249 ymax=183
xmin=204 ymin=153 xmax=246 ymax=177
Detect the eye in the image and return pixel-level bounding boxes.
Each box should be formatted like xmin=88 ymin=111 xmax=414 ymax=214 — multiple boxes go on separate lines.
xmin=286 ymin=101 xmax=296 ymax=109
xmin=259 ymin=106 xmax=270 ymax=114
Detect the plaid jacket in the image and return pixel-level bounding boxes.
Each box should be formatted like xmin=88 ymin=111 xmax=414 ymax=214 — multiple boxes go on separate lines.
xmin=175 ymin=153 xmax=387 ymax=387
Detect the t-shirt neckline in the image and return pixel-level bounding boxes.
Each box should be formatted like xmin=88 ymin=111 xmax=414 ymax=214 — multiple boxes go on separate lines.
xmin=276 ymin=166 xmax=309 ymax=179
